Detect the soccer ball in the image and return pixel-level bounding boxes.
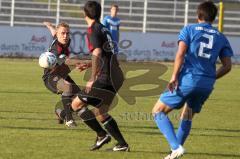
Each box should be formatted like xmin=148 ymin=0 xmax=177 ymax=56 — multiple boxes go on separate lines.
xmin=38 ymin=52 xmax=57 ymax=68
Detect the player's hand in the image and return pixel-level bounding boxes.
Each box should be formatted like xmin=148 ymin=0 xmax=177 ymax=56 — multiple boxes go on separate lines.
xmin=43 ymin=21 xmax=52 ymax=26
xmin=57 ymin=54 xmax=67 ymax=65
xmin=76 ymin=63 xmax=88 ymax=72
xmin=167 ymin=76 xmax=178 ymax=93
xmin=85 ymin=78 xmax=94 ymax=93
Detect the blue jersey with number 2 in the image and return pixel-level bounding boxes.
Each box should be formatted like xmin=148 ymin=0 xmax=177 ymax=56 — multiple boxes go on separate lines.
xmin=178 ymin=23 xmax=233 ymax=89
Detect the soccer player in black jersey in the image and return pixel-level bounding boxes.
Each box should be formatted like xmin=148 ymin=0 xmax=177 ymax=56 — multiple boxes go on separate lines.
xmin=42 ymin=22 xmax=86 ymax=128
xmin=69 ymin=1 xmax=129 ymax=151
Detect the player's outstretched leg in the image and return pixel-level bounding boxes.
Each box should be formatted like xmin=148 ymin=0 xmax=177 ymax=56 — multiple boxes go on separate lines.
xmin=61 ymin=95 xmax=77 ymax=128
xmin=90 ymin=134 xmax=111 ymax=151
xmin=152 ymin=101 xmax=185 ymax=159
xmin=176 ymin=105 xmax=193 ymax=145
xmin=100 ymin=115 xmax=129 ymax=151
xmin=164 ymin=145 xmax=185 ymax=159
xmin=104 ymin=116 xmax=129 ymax=151
xmin=55 ymin=108 xmax=64 ymax=124
xmin=55 ymin=107 xmax=76 ymax=128
xmin=76 ymin=107 xmax=111 ymax=151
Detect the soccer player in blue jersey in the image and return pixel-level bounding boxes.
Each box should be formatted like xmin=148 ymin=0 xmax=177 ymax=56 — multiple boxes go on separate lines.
xmin=152 ymin=1 xmax=233 ymax=159
xmin=102 ymin=4 xmax=120 ymax=53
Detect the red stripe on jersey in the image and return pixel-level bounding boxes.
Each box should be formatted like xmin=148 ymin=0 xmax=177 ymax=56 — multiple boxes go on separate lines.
xmin=56 ymin=44 xmax=62 ymax=55
xmin=56 ymin=42 xmax=70 ymax=57
xmin=87 ymin=27 xmax=94 ymax=53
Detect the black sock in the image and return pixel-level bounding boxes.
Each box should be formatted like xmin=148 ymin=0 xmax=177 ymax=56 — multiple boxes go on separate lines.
xmin=77 ymin=108 xmax=106 ymax=137
xmin=103 ymin=116 xmax=127 ymax=145
xmin=59 ymin=110 xmax=66 ymax=119
xmin=62 ymin=95 xmax=73 ymax=121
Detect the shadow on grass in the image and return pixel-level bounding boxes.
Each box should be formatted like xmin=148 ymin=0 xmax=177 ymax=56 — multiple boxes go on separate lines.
xmin=0 ymin=116 xmax=55 ymax=121
xmin=0 ymin=91 xmax=49 ymax=94
xmin=104 ymin=148 xmax=166 ymax=154
xmin=189 ymin=133 xmax=240 ymax=138
xmin=187 ymin=152 xmax=240 ymax=158
xmin=192 ymin=127 xmax=240 ymax=133
xmin=0 ymin=125 xmax=86 ymax=132
xmin=0 ymin=110 xmax=52 ymax=114
xmin=121 ymin=129 xmax=240 ymax=138
xmin=102 ymin=149 xmax=240 ymax=158
xmin=120 ymin=125 xmax=240 ymax=133
xmin=120 ymin=124 xmax=240 ymax=133
xmin=0 ymin=90 xmax=149 ymax=98
xmin=119 ymin=125 xmax=240 ymax=138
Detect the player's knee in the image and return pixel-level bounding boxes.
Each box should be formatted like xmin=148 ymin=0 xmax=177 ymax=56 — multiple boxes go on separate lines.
xmin=77 ymin=107 xmax=87 ymax=117
xmin=180 ymin=106 xmax=194 ymax=120
xmin=97 ymin=113 xmax=109 ymax=123
xmin=61 ymin=95 xmax=72 ymax=105
xmin=152 ymin=101 xmax=173 ymax=116
xmin=71 ymin=96 xmax=84 ymax=111
xmin=77 ymin=107 xmax=95 ymax=121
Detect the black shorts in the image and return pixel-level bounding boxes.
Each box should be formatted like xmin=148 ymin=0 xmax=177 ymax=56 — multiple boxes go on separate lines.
xmin=78 ymin=60 xmax=124 ymax=107
xmin=44 ymin=75 xmax=80 ymax=96
xmin=77 ymin=80 xmax=117 ymax=107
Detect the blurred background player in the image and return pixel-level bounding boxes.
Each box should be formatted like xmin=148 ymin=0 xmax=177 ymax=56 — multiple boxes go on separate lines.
xmin=152 ymin=1 xmax=233 ymax=159
xmin=102 ymin=4 xmax=120 ymax=54
xmin=69 ymin=1 xmax=129 ymax=151
xmin=42 ymin=21 xmax=86 ymax=128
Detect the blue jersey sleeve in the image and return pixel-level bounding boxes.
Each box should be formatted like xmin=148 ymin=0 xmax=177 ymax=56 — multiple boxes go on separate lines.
xmin=219 ymin=36 xmax=234 ymax=58
xmin=178 ymin=26 xmax=190 ymax=46
xmin=102 ymin=16 xmax=109 ymax=27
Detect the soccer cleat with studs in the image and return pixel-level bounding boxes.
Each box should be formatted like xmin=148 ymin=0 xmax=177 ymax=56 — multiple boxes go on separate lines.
xmin=164 ymin=145 xmax=185 ymax=159
xmin=90 ymin=134 xmax=111 ymax=151
xmin=113 ymin=143 xmax=130 ymax=152
xmin=55 ymin=108 xmax=64 ymax=124
xmin=65 ymin=120 xmax=77 ymax=128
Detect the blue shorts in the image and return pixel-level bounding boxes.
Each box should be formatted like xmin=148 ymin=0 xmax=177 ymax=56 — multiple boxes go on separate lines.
xmin=160 ymin=86 xmax=212 ymax=113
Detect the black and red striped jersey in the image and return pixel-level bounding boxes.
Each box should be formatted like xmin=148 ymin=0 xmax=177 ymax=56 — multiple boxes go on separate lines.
xmin=86 ymin=21 xmax=118 ymax=85
xmin=42 ymin=37 xmax=71 ymax=80
xmin=48 ymin=37 xmax=71 ymax=57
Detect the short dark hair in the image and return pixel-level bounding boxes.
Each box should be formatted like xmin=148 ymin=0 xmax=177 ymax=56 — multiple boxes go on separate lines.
xmin=84 ymin=1 xmax=101 ymax=21
xmin=197 ymin=1 xmax=218 ymax=23
xmin=111 ymin=4 xmax=119 ymax=10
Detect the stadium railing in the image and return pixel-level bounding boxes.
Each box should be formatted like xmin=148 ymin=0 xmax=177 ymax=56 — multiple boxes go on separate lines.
xmin=0 ymin=0 xmax=239 ymax=36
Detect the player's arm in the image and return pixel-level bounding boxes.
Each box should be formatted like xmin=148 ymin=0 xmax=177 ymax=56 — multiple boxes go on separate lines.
xmin=216 ymin=56 xmax=232 ymax=79
xmin=117 ymin=21 xmax=120 ymax=42
xmin=91 ymin=48 xmax=102 ymax=80
xmin=65 ymin=58 xmax=90 ymax=66
xmin=85 ymin=48 xmax=101 ymax=93
xmin=88 ymin=30 xmax=102 ymax=78
xmin=102 ymin=16 xmax=107 ymax=26
xmin=85 ymin=28 xmax=102 ymax=93
xmin=117 ymin=27 xmax=120 ymax=43
xmin=168 ymin=41 xmax=188 ymax=92
xmin=43 ymin=21 xmax=56 ymax=37
xmin=65 ymin=58 xmax=91 ymax=72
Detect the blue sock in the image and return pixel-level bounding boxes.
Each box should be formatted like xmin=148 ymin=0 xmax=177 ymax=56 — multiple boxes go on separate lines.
xmin=154 ymin=112 xmax=179 ymax=150
xmin=176 ymin=119 xmax=192 ymax=145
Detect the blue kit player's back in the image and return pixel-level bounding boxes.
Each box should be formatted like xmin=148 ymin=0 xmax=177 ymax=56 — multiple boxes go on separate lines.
xmin=152 ymin=2 xmax=233 ymax=159
xmin=178 ymin=22 xmax=233 ymax=89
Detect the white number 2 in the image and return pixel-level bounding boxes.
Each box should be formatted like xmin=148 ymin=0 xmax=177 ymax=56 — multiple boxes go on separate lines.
xmin=198 ymin=34 xmax=213 ymax=59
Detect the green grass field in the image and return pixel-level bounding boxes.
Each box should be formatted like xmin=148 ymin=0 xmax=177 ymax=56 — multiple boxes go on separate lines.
xmin=0 ymin=58 xmax=239 ymax=159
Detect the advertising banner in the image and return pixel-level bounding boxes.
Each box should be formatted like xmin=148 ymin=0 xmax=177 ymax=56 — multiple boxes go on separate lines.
xmin=0 ymin=26 xmax=239 ymax=63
